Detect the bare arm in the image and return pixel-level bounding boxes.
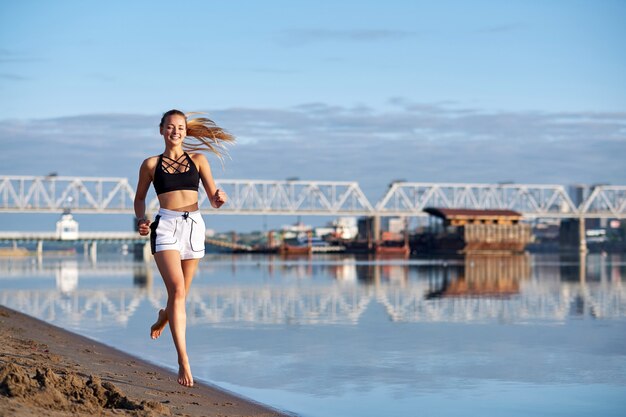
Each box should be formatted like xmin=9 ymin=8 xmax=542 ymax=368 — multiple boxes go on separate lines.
xmin=194 ymin=154 xmax=227 ymax=209
xmin=134 ymin=158 xmax=154 ymax=235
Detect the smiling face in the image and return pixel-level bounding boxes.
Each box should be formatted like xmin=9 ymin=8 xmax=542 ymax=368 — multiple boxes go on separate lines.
xmin=160 ymin=114 xmax=187 ymax=147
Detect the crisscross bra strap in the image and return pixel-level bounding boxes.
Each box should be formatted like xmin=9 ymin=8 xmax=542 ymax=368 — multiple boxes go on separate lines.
xmin=161 ymin=153 xmax=191 ymax=174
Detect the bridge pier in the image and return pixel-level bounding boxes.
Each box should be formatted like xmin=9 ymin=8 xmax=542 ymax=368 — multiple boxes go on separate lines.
xmin=372 ymin=215 xmax=380 ymax=243
xmin=578 ymin=217 xmax=587 ymax=253
xmin=36 ymin=240 xmax=43 ymax=256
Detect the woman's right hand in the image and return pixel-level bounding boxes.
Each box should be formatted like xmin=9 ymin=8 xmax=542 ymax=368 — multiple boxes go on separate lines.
xmin=138 ymin=219 xmax=151 ymax=236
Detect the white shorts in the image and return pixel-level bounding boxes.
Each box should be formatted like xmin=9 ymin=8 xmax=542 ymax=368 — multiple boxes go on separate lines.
xmin=150 ymin=208 xmax=206 ymax=260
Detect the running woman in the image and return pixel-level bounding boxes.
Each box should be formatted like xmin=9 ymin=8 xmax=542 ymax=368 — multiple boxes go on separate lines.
xmin=134 ymin=109 xmax=234 ymax=387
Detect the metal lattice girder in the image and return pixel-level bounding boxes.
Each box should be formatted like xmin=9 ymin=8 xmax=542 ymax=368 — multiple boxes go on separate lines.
xmin=2 ymin=176 xmax=626 ymax=218
xmin=0 ymin=176 xmax=136 ymax=213
xmin=376 ymin=183 xmax=579 ymax=217
xmin=148 ymin=180 xmax=375 ymax=215
xmin=581 ymin=186 xmax=626 ymax=217
xmin=1 ymin=176 xmax=374 ymax=215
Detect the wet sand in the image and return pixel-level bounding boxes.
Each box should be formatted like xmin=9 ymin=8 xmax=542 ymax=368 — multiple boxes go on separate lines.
xmin=0 ymin=305 xmax=293 ymax=417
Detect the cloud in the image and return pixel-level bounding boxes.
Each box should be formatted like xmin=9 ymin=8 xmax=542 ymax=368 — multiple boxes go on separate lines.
xmin=277 ymin=29 xmax=415 ymax=47
xmin=1 ymin=101 xmax=625 ymax=202
xmin=0 ymin=48 xmax=41 ymax=63
xmin=0 ymin=73 xmax=28 ymax=81
xmin=214 ymin=102 xmax=626 ymax=147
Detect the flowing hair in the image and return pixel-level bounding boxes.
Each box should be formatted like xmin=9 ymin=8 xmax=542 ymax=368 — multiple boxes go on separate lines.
xmin=160 ymin=109 xmax=235 ymax=162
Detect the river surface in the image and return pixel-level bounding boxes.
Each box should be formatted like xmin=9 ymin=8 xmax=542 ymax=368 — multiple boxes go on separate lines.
xmin=1 ymin=253 xmax=625 ymax=417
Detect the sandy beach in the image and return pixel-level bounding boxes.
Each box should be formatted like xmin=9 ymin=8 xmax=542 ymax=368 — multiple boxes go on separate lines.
xmin=0 ymin=305 xmax=293 ymax=417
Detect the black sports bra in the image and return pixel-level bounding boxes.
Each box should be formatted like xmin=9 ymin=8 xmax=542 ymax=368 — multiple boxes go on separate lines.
xmin=153 ymin=153 xmax=200 ymax=195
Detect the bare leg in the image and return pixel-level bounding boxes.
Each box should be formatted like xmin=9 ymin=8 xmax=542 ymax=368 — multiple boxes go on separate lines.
xmin=154 ymin=250 xmax=193 ymax=387
xmin=150 ymin=309 xmax=168 ymax=339
xmin=150 ymin=258 xmax=200 ymax=339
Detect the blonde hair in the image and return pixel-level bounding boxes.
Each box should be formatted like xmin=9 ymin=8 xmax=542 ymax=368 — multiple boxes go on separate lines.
xmin=160 ymin=109 xmax=235 ymax=161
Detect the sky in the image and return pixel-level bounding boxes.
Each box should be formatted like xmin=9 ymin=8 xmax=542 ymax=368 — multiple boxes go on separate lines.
xmin=1 ymin=0 xmax=625 ymax=232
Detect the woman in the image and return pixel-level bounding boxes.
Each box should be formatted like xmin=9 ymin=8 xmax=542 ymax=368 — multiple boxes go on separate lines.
xmin=134 ymin=109 xmax=234 ymax=387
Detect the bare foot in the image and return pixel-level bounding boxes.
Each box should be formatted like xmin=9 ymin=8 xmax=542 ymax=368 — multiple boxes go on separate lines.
xmin=150 ymin=309 xmax=168 ymax=340
xmin=178 ymin=360 xmax=194 ymax=387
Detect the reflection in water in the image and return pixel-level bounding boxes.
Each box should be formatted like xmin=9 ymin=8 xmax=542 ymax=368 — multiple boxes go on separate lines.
xmin=1 ymin=254 xmax=626 ymax=417
xmin=55 ymin=260 xmax=79 ymax=293
xmin=1 ymin=254 xmax=625 ymax=326
xmin=133 ymin=265 xmax=153 ymax=288
xmin=426 ymin=254 xmax=530 ymax=298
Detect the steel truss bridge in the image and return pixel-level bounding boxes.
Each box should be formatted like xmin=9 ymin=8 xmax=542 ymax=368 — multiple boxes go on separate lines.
xmin=1 ymin=175 xmax=625 ymax=218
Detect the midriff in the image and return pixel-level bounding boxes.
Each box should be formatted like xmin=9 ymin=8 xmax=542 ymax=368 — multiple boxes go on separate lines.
xmin=157 ymin=190 xmax=199 ymax=212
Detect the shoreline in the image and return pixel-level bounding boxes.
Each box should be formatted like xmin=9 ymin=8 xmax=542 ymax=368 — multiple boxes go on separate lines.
xmin=0 ymin=305 xmax=294 ymax=417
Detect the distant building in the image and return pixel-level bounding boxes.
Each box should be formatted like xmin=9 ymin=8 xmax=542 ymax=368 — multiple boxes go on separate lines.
xmin=379 ymin=217 xmax=404 ymax=234
xmin=357 ymin=217 xmax=374 ymax=240
xmin=314 ymin=217 xmax=358 ymax=240
xmin=423 ymin=207 xmax=532 ymax=254
xmin=56 ymin=211 xmax=79 ymax=240
xmin=315 ymin=227 xmax=335 ymax=237
xmin=387 ymin=217 xmax=405 ymax=234
xmin=568 ymin=184 xmax=605 ymax=229
xmin=569 ymin=184 xmax=589 ymax=207
xmin=532 ymin=219 xmax=560 ymax=243
xmin=331 ymin=217 xmax=358 ymax=239
xmin=281 ymin=222 xmax=311 ymax=239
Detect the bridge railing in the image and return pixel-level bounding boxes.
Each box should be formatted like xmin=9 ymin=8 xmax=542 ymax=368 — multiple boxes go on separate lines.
xmin=376 ymin=182 xmax=626 ymax=218
xmin=375 ymin=183 xmax=579 ymax=217
xmin=1 ymin=176 xmax=626 ymax=218
xmin=148 ymin=180 xmax=374 ymax=215
xmin=0 ymin=176 xmax=136 ymax=213
xmin=580 ymin=186 xmax=626 ymax=218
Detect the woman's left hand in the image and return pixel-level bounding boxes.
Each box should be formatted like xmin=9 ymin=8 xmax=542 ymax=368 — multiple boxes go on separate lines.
xmin=213 ymin=189 xmax=228 ymax=208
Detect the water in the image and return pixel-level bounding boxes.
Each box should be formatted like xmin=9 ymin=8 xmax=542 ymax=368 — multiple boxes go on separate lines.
xmin=1 ymin=253 xmax=626 ymax=417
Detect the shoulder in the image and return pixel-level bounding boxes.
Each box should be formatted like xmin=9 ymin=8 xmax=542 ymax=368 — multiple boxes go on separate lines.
xmin=142 ymin=156 xmax=159 ymax=168
xmin=139 ymin=156 xmax=159 ymax=173
xmin=189 ymin=152 xmax=209 ymax=167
